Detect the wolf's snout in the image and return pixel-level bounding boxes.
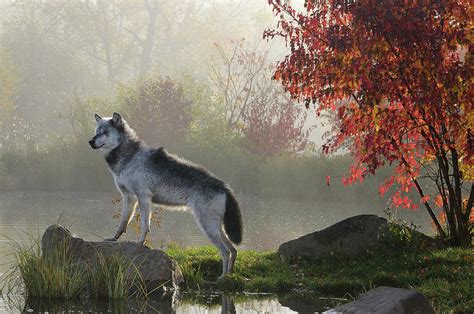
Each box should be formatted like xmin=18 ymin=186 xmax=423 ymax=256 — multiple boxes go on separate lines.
xmin=88 ymin=139 xmax=97 ymax=149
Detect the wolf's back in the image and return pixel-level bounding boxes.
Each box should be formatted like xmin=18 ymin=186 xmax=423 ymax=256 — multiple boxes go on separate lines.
xmin=223 ymin=190 xmax=243 ymax=244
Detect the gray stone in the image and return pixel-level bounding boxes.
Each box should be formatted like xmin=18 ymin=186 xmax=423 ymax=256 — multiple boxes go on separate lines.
xmin=325 ymin=286 xmax=435 ymax=314
xmin=278 ymin=215 xmax=442 ymax=259
xmin=41 ymin=224 xmax=183 ymax=293
xmin=278 ymin=215 xmax=389 ymax=259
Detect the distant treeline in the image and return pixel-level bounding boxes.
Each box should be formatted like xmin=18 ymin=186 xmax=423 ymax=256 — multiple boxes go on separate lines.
xmin=0 ymin=73 xmax=394 ymax=203
xmin=0 ymin=136 xmax=393 ymax=203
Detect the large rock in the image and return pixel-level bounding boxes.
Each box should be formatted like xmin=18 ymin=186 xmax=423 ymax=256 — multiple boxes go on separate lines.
xmin=325 ymin=286 xmax=435 ymax=314
xmin=279 ymin=215 xmax=389 ymax=259
xmin=279 ymin=215 xmax=443 ymax=259
xmin=41 ymin=224 xmax=183 ymax=293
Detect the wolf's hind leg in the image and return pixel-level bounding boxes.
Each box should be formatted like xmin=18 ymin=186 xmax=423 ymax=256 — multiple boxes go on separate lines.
xmin=220 ymin=228 xmax=237 ymax=274
xmin=136 ymin=196 xmax=152 ymax=245
xmin=196 ymin=215 xmax=231 ymax=278
xmin=209 ymin=228 xmax=231 ymax=279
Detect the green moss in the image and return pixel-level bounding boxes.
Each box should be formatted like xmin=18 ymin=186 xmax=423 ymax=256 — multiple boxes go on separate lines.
xmin=167 ymin=246 xmax=474 ymax=312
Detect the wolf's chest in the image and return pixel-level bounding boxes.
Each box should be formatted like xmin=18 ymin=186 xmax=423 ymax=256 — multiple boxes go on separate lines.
xmin=113 ymin=169 xmax=147 ymax=194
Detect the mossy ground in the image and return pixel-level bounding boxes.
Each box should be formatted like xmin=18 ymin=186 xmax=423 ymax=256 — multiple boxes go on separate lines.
xmin=167 ymin=245 xmax=473 ymax=312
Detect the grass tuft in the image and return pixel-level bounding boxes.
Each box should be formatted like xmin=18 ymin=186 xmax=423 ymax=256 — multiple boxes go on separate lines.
xmin=87 ymin=253 xmax=147 ymax=299
xmin=1 ymin=237 xmax=148 ymax=301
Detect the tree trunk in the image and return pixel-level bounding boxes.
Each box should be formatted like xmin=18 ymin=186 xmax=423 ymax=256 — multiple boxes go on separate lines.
xmin=138 ymin=0 xmax=159 ymax=80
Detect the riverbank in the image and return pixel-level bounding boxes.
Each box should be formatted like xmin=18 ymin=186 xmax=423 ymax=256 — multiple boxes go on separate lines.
xmin=2 ymin=228 xmax=472 ymax=312
xmin=167 ymin=245 xmax=473 ymax=312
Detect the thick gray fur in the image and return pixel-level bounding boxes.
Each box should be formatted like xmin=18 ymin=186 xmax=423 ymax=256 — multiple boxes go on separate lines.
xmin=89 ymin=113 xmax=243 ymax=277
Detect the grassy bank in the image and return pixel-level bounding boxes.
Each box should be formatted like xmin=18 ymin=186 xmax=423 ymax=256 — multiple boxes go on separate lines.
xmin=167 ymin=245 xmax=473 ymax=312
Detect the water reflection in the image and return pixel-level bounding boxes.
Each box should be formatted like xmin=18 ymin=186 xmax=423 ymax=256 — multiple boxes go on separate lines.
xmin=221 ymin=295 xmax=236 ymax=313
xmin=0 ymin=293 xmax=340 ymax=313
xmin=12 ymin=295 xmax=282 ymax=314
xmin=24 ymin=296 xmax=174 ymax=313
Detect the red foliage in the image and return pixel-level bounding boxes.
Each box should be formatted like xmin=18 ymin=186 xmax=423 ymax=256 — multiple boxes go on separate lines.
xmin=242 ymin=91 xmax=310 ymax=157
xmin=265 ymin=0 xmax=473 ymax=245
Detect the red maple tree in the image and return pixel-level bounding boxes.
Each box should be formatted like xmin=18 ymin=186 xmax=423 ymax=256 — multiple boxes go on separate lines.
xmin=265 ymin=0 xmax=473 ymax=246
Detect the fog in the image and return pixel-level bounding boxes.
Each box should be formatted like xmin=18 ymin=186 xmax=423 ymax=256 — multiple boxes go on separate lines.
xmin=0 ymin=0 xmax=335 ymax=192
xmin=0 ymin=0 xmax=432 ymax=248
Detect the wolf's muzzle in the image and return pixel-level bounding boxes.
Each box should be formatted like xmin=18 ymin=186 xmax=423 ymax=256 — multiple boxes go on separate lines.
xmin=89 ymin=138 xmax=99 ymax=149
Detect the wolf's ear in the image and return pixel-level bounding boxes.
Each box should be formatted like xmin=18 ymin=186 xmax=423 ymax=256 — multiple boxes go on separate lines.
xmin=112 ymin=112 xmax=122 ymax=126
xmin=94 ymin=113 xmax=102 ymax=123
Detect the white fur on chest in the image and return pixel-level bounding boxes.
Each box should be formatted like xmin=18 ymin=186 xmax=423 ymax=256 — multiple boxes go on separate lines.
xmin=112 ymin=162 xmax=149 ymax=196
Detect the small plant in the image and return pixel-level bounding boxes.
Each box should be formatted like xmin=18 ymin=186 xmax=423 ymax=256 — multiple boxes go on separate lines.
xmin=381 ymin=209 xmax=424 ymax=252
xmin=178 ymin=261 xmax=204 ymax=289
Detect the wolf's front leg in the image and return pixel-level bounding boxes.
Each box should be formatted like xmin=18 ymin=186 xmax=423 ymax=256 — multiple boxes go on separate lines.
xmin=105 ymin=193 xmax=136 ymax=242
xmin=136 ymin=196 xmax=152 ymax=246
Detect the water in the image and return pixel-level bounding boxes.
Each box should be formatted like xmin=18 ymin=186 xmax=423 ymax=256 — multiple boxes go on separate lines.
xmin=0 ymin=191 xmax=433 ymax=312
xmin=1 ymin=293 xmax=345 ymax=313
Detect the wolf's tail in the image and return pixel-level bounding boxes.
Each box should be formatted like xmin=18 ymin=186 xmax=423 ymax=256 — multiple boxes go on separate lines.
xmin=223 ymin=190 xmax=242 ymax=244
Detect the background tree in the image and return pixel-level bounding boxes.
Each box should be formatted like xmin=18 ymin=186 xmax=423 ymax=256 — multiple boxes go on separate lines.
xmin=242 ymin=91 xmax=309 ymax=157
xmin=210 ymin=40 xmax=311 ymax=156
xmin=266 ymin=0 xmax=473 ymax=246
xmin=118 ymin=78 xmax=192 ymax=148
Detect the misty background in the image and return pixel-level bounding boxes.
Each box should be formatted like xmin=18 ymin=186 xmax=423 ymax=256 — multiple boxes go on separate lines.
xmin=0 ymin=0 xmax=355 ymax=196
xmin=0 ymin=0 xmax=432 ymax=251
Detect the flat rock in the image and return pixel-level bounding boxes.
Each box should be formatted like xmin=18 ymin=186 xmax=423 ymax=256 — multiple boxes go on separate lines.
xmin=41 ymin=224 xmax=183 ymax=293
xmin=325 ymin=286 xmax=435 ymax=314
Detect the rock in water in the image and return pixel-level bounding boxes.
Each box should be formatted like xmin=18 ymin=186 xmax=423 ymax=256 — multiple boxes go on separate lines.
xmin=279 ymin=215 xmax=388 ymax=259
xmin=41 ymin=224 xmax=183 ymax=293
xmin=325 ymin=286 xmax=435 ymax=314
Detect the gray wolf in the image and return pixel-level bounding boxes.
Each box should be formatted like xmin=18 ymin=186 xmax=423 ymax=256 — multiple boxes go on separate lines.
xmin=88 ymin=113 xmax=242 ymax=277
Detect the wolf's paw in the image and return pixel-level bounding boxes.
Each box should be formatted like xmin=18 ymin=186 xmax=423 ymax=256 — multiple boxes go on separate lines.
xmin=134 ymin=240 xmax=152 ymax=248
xmin=134 ymin=240 xmax=145 ymax=246
xmin=216 ymin=274 xmax=227 ymax=282
xmin=104 ymin=237 xmax=117 ymax=242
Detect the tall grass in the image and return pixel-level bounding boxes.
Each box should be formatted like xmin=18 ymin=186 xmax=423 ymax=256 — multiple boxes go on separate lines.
xmin=88 ymin=253 xmax=147 ymax=299
xmin=8 ymin=238 xmax=85 ymax=299
xmin=1 ymin=237 xmax=148 ymax=301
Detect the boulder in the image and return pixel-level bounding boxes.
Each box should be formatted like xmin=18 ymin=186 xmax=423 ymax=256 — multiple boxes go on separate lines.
xmin=41 ymin=224 xmax=183 ymax=293
xmin=325 ymin=286 xmax=435 ymax=314
xmin=279 ymin=214 xmax=442 ymax=259
xmin=279 ymin=215 xmax=389 ymax=259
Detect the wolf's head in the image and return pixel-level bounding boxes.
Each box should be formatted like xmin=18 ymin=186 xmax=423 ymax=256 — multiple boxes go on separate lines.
xmin=89 ymin=112 xmax=130 ymax=153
